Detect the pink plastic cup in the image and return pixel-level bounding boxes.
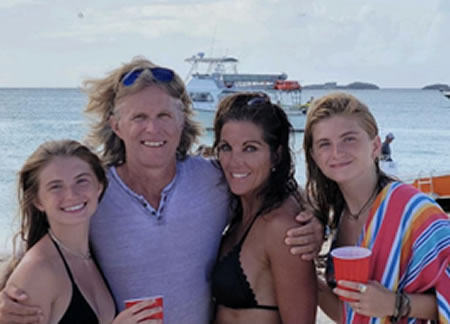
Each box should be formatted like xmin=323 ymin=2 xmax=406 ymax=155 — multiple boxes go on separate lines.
xmin=331 ymin=246 xmax=372 ymax=302
xmin=124 ymin=295 xmax=163 ymax=322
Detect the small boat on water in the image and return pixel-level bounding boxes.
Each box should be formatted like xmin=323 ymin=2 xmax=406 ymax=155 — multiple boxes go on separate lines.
xmin=411 ymin=172 xmax=450 ymax=211
xmin=443 ymin=90 xmax=450 ymax=99
xmin=185 ymin=53 xmax=306 ymax=132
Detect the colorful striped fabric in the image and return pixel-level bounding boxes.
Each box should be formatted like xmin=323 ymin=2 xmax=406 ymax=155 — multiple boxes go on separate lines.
xmin=342 ymin=182 xmax=450 ymax=324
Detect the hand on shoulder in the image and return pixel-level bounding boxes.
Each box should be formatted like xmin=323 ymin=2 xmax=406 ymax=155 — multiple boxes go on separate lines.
xmin=0 ymin=285 xmax=43 ymax=324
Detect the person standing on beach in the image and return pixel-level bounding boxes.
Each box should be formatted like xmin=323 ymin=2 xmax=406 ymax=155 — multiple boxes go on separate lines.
xmin=380 ymin=132 xmax=395 ymax=161
xmin=0 ymin=140 xmax=161 ymax=324
xmin=0 ymin=57 xmax=324 ymax=324
xmin=211 ymin=93 xmax=317 ymax=324
xmin=303 ymin=93 xmax=449 ymax=323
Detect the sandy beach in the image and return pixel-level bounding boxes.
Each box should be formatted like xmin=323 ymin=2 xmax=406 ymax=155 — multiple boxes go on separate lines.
xmin=317 ymin=309 xmax=334 ymax=324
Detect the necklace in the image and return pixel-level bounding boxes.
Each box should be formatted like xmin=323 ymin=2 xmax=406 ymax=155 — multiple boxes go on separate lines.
xmin=48 ymin=229 xmax=92 ymax=260
xmin=345 ymin=185 xmax=379 ymax=221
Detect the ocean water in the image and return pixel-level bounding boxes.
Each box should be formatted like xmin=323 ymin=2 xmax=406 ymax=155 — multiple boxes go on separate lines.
xmin=1 ymin=88 xmax=450 ymax=249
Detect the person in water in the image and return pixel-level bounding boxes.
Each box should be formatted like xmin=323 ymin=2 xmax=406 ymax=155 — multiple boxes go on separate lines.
xmin=0 ymin=140 xmax=161 ymax=324
xmin=211 ymin=93 xmax=317 ymax=324
xmin=380 ymin=132 xmax=395 ymax=161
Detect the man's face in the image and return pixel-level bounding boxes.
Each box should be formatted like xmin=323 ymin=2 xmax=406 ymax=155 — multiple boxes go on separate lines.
xmin=110 ymin=86 xmax=184 ymax=171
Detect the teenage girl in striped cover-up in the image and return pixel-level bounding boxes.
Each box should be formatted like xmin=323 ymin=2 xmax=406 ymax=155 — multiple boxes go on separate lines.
xmin=303 ymin=92 xmax=449 ymax=324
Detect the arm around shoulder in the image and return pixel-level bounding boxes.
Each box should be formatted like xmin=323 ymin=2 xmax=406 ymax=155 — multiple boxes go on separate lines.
xmin=5 ymin=253 xmax=61 ymax=323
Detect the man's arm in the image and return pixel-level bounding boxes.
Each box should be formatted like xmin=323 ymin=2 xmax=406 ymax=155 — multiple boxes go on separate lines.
xmin=0 ymin=286 xmax=42 ymax=324
xmin=285 ymin=211 xmax=324 ymax=260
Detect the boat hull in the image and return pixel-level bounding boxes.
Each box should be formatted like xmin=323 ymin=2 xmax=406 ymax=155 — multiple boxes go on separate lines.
xmin=411 ymin=173 xmax=450 ymax=211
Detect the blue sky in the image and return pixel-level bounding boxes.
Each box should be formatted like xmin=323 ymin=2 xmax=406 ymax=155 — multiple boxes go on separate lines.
xmin=0 ymin=0 xmax=449 ymax=88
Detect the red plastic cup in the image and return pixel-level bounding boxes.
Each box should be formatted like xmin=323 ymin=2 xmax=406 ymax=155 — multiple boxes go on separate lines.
xmin=124 ymin=295 xmax=163 ymax=322
xmin=331 ymin=246 xmax=372 ymax=302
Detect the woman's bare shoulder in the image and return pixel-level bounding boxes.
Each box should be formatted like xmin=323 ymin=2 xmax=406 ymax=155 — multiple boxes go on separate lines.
xmin=262 ymin=195 xmax=304 ymax=232
xmin=7 ymin=237 xmax=64 ymax=302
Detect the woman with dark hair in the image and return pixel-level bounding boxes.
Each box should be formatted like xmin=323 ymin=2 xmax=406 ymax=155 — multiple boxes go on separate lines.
xmin=1 ymin=140 xmax=161 ymax=324
xmin=211 ymin=93 xmax=317 ymax=324
xmin=303 ymin=92 xmax=449 ymax=323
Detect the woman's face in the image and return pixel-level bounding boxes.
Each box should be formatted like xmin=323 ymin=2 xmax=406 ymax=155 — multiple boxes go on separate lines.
xmin=217 ymin=120 xmax=272 ymax=200
xmin=34 ymin=156 xmax=104 ymax=227
xmin=310 ymin=115 xmax=381 ymax=185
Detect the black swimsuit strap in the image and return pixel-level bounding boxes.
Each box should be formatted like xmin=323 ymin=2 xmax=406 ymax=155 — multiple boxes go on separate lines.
xmin=238 ymin=213 xmax=279 ymax=311
xmin=49 ymin=235 xmax=75 ymax=283
xmin=254 ymin=304 xmax=278 ymax=310
xmin=48 ymin=234 xmax=100 ymax=324
xmin=237 ymin=213 xmax=261 ymax=247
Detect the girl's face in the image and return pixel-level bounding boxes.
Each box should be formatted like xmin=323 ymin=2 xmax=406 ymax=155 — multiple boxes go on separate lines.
xmin=34 ymin=156 xmax=104 ymax=227
xmin=311 ymin=115 xmax=381 ymax=185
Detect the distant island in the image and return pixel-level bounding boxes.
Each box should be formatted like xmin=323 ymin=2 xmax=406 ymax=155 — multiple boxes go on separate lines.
xmin=302 ymin=81 xmax=379 ymax=90
xmin=422 ymin=83 xmax=450 ymax=90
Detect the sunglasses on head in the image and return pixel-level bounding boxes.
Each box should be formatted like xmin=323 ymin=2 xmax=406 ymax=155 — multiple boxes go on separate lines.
xmin=246 ymin=95 xmax=271 ymax=106
xmin=120 ymin=67 xmax=175 ymax=86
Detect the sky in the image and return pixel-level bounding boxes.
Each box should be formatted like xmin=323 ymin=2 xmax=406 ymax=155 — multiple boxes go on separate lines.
xmin=0 ymin=0 xmax=449 ymax=88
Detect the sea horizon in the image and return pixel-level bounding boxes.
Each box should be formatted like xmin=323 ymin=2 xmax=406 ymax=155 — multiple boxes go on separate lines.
xmin=1 ymin=87 xmax=450 ymax=251
xmin=1 ymin=86 xmax=448 ymax=91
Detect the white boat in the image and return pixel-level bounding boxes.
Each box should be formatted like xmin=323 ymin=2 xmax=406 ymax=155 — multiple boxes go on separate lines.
xmin=185 ymin=53 xmax=307 ymax=132
xmin=443 ymin=90 xmax=450 ymax=99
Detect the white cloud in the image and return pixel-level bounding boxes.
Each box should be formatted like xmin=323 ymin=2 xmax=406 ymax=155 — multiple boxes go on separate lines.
xmin=0 ymin=0 xmax=448 ymax=87
xmin=38 ymin=0 xmax=276 ymax=43
xmin=0 ymin=0 xmax=44 ymax=9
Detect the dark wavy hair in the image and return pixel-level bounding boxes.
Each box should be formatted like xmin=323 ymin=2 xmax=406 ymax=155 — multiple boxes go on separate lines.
xmin=213 ymin=92 xmax=301 ymax=219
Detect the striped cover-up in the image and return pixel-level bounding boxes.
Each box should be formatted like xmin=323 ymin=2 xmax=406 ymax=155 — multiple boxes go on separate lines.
xmin=342 ymin=182 xmax=450 ymax=324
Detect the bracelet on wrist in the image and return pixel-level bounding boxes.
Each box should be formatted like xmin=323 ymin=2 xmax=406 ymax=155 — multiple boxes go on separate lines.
xmin=400 ymin=292 xmax=411 ymax=318
xmin=390 ymin=291 xmax=411 ymax=323
xmin=390 ymin=292 xmax=402 ymax=323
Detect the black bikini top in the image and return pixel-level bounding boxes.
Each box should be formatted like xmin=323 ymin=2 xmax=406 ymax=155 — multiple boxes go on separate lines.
xmin=211 ymin=216 xmax=278 ymax=310
xmin=50 ymin=237 xmax=99 ymax=324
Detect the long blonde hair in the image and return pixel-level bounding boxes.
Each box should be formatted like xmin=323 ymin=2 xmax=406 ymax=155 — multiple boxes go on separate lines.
xmin=83 ymin=56 xmax=202 ymax=165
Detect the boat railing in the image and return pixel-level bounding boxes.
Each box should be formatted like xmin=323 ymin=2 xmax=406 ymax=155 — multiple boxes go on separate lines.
xmin=189 ymin=73 xmax=290 ymax=90
xmin=221 ymin=73 xmax=286 ymax=83
xmin=414 ymin=170 xmax=439 ymax=199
